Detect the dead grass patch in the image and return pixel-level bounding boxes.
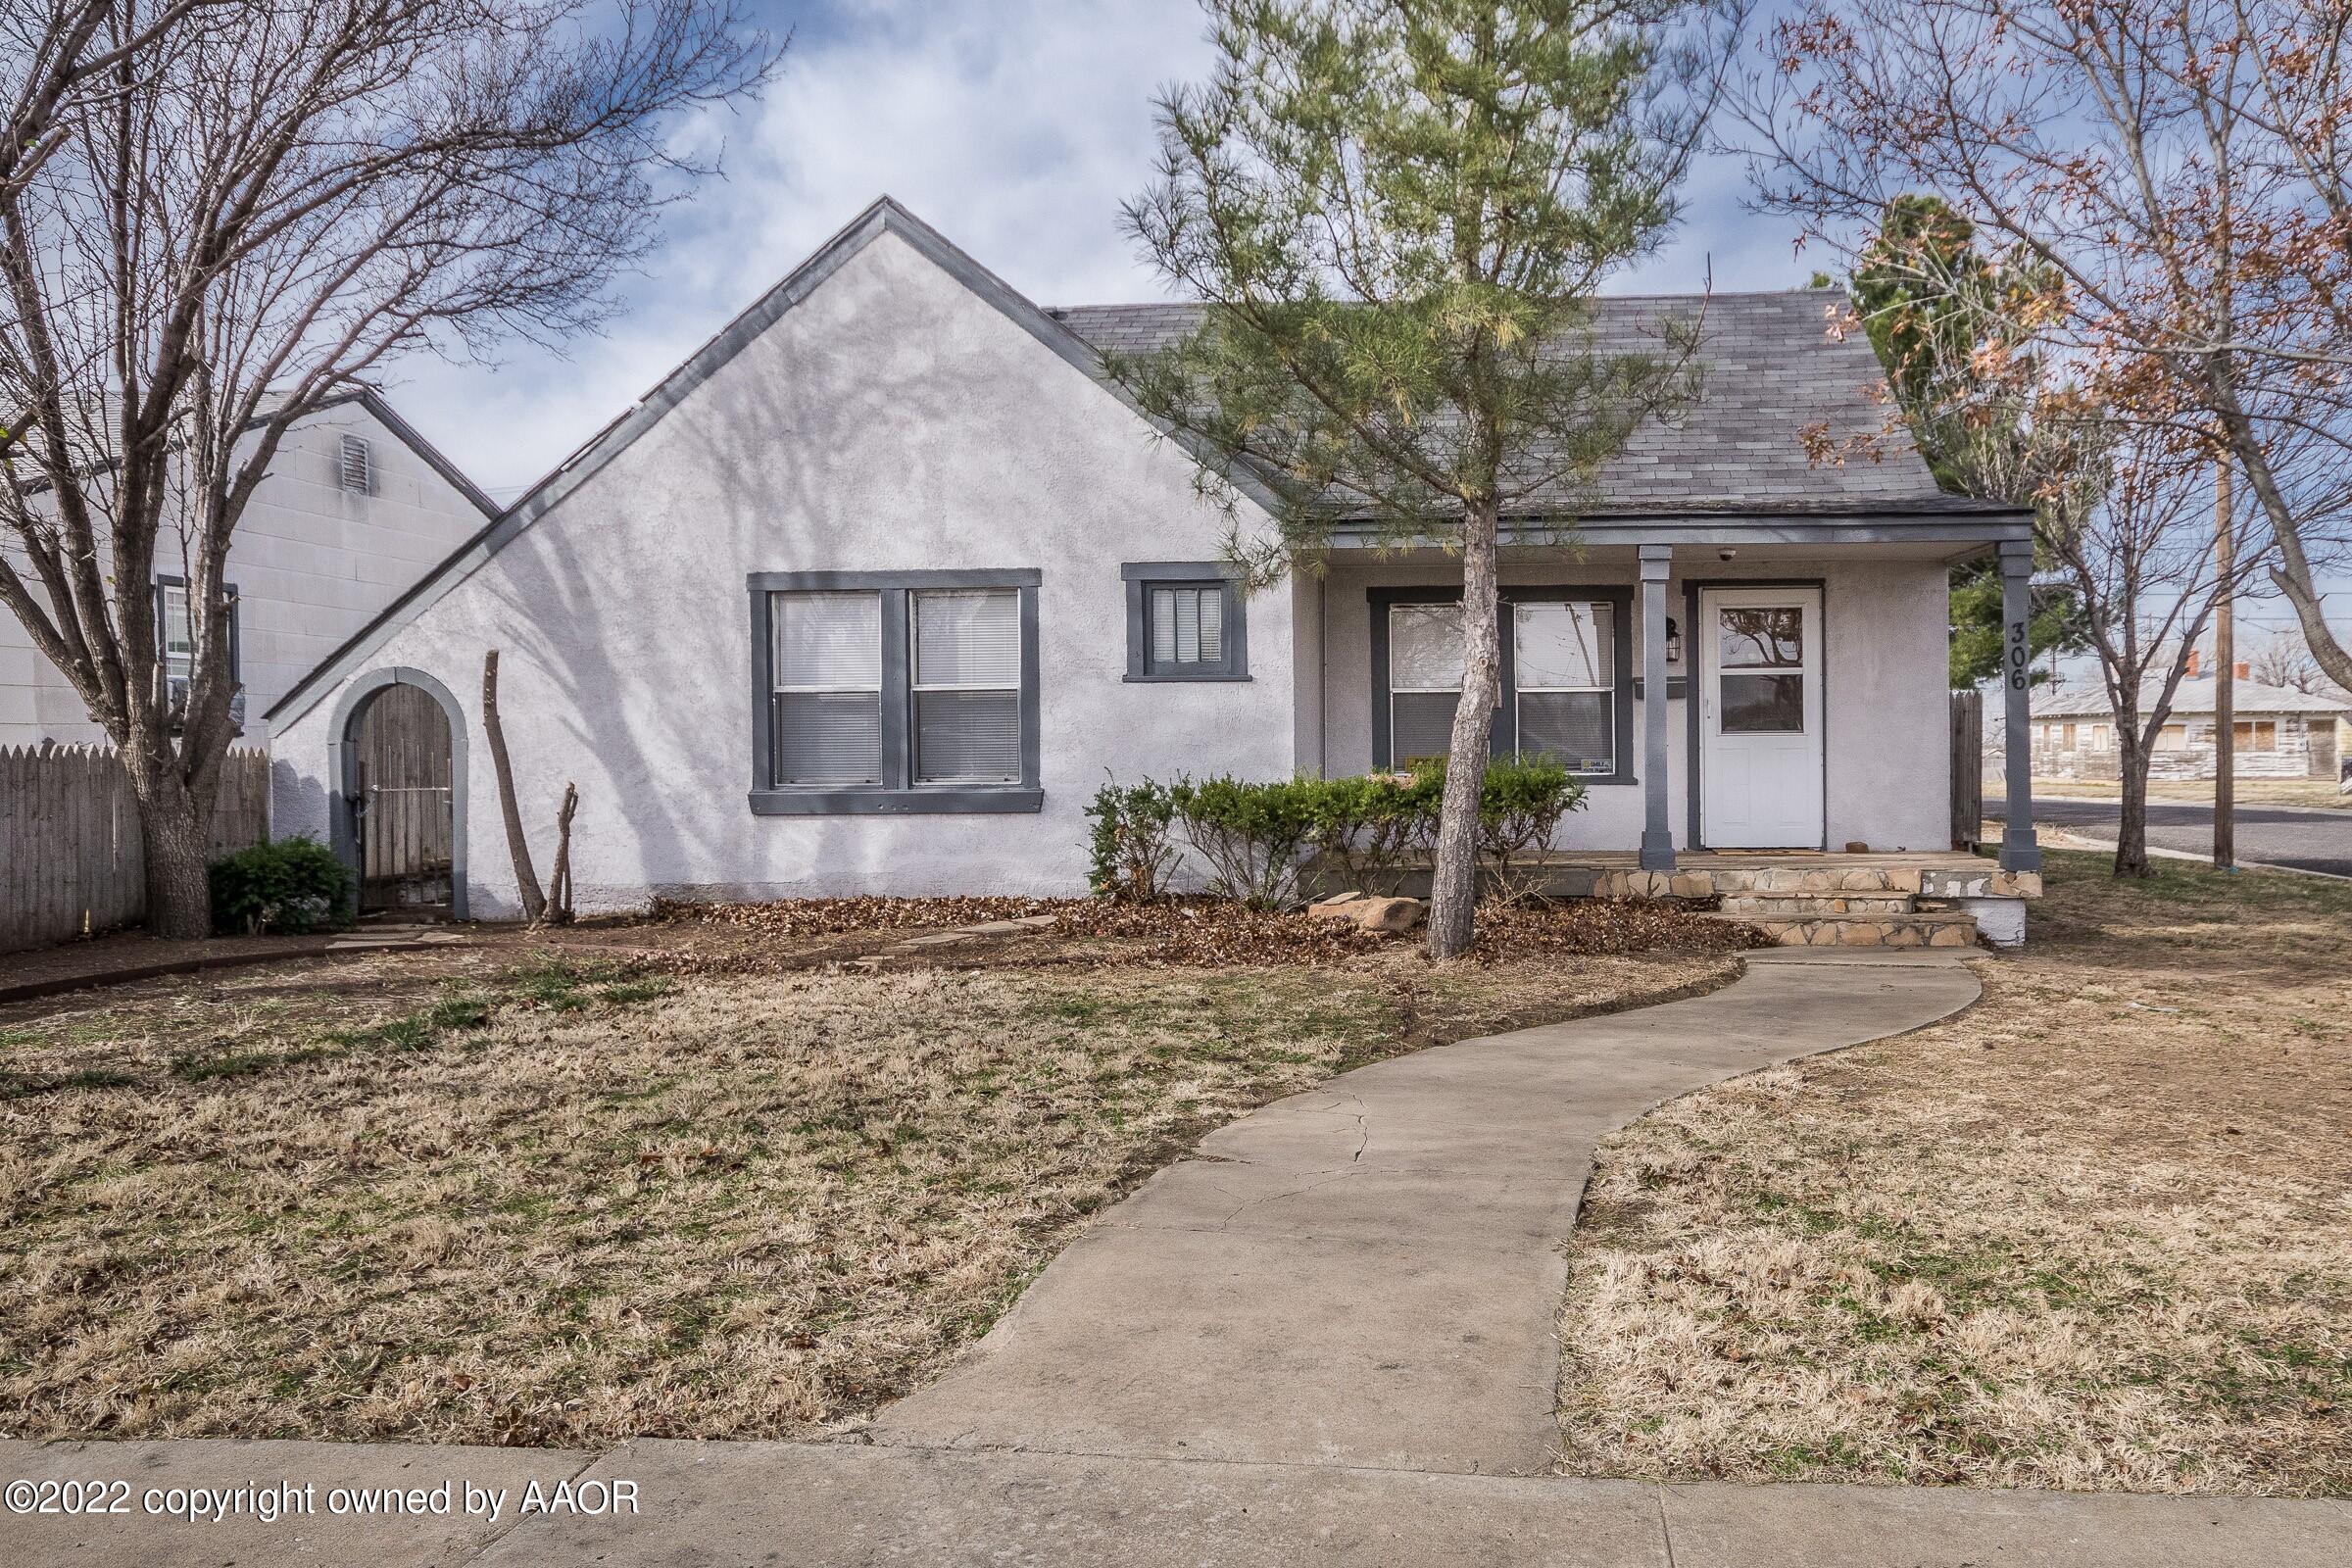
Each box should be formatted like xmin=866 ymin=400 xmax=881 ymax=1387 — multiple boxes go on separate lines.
xmin=1556 ymin=853 xmax=2352 ymax=1495
xmin=0 ymin=937 xmax=1730 ymax=1446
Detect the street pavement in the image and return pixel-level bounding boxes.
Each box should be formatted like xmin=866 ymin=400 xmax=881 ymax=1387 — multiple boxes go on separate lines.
xmin=1992 ymin=794 xmax=2352 ymax=877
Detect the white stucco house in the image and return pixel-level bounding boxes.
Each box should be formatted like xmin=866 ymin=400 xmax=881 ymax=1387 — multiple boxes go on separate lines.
xmin=1 ymin=389 xmax=495 ymax=748
xmin=265 ymin=198 xmax=2045 ymax=928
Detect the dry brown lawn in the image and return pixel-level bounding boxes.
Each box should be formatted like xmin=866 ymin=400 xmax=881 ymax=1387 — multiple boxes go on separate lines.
xmin=0 ymin=925 xmax=1731 ymax=1447
xmin=1557 ymin=852 xmax=2352 ymax=1495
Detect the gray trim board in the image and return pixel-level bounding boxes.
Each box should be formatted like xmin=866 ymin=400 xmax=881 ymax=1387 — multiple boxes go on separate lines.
xmin=1121 ymin=561 xmax=1250 ymax=682
xmin=1997 ymin=539 xmax=2041 ymax=871
xmin=749 ymin=568 xmax=1044 ymax=816
xmin=1638 ymin=545 xmax=1676 ymax=871
xmin=268 ymin=195 xmax=1286 ymax=733
xmin=1367 ymin=584 xmax=1636 ymax=785
xmin=1329 ymin=514 xmax=2034 ymax=551
xmin=326 ymin=666 xmax=468 ymax=921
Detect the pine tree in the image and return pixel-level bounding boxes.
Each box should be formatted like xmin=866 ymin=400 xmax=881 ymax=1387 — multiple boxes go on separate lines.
xmin=1113 ymin=0 xmax=1734 ymax=956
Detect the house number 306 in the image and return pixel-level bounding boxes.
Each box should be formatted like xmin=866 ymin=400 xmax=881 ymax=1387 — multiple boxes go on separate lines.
xmin=2006 ymin=619 xmax=2029 ymax=691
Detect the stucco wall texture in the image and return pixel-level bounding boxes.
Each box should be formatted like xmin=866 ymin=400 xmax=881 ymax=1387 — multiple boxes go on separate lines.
xmin=274 ymin=228 xmax=1956 ymax=913
xmin=274 ymin=230 xmax=1300 ymax=914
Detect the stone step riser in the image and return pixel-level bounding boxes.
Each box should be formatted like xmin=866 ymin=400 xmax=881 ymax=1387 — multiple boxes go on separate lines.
xmin=1719 ymin=895 xmax=1916 ymax=916
xmin=1708 ymin=911 xmax=1981 ymax=949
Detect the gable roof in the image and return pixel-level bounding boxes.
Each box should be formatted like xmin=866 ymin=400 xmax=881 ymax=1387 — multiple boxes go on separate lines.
xmin=324 ymin=388 xmax=502 ymax=518
xmin=1052 ymin=291 xmax=1971 ymax=518
xmin=2034 ymin=676 xmax=2352 ymax=718
xmin=270 ymin=195 xmax=2025 ymax=731
xmin=19 ymin=385 xmax=497 ymax=520
xmin=270 ymin=195 xmax=1180 ymax=729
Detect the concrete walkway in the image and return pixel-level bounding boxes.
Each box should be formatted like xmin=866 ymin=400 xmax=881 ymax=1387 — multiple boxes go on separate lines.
xmin=868 ymin=948 xmax=1984 ymax=1475
xmin=9 ymin=951 xmax=2347 ymax=1565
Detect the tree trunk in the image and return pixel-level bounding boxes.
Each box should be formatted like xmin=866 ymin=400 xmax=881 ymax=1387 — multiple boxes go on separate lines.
xmin=138 ymin=771 xmax=215 ymax=939
xmin=482 ymin=651 xmax=546 ymax=922
xmin=1426 ymin=500 xmax=1503 ymax=960
xmin=2113 ymin=723 xmax=2153 ymax=879
xmin=2213 ymin=463 xmax=2234 ymax=870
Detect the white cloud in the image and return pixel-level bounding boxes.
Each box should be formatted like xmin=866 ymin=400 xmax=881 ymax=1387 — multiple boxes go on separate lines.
xmin=382 ymin=0 xmax=1809 ymax=501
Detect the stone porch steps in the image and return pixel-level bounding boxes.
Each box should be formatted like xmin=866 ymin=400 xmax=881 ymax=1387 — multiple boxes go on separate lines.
xmin=1707 ymin=907 xmax=1981 ymax=949
xmin=1718 ymin=893 xmax=1916 ymax=916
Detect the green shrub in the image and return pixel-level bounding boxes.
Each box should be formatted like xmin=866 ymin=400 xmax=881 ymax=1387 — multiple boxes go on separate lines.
xmin=1085 ymin=775 xmax=1183 ymax=901
xmin=1309 ymin=770 xmax=1441 ymax=896
xmin=1404 ymin=755 xmax=1588 ymax=901
xmin=207 ymin=835 xmax=353 ymax=935
xmin=1169 ymin=774 xmax=1327 ymax=908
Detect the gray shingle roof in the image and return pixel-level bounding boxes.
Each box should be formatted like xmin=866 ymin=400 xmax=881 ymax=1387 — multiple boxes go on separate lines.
xmin=2034 ymin=677 xmax=2352 ymax=718
xmin=1049 ymin=291 xmax=1980 ymax=517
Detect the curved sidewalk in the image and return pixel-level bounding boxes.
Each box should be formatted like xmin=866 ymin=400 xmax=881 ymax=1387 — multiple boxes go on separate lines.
xmin=869 ymin=949 xmax=1984 ymax=1476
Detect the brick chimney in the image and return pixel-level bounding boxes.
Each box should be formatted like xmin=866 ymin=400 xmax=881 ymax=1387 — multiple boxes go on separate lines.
xmin=2185 ymin=648 xmax=2202 ymax=677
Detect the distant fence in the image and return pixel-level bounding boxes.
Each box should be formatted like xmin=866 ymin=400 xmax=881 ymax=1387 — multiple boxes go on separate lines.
xmin=1950 ymin=690 xmax=1984 ymax=850
xmin=0 ymin=745 xmax=270 ymax=954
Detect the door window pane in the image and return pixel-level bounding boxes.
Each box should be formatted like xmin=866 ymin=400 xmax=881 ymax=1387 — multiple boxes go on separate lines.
xmin=912 ymin=588 xmax=1020 ymax=783
xmin=1390 ymin=604 xmax=1465 ymax=690
xmin=1515 ymin=602 xmax=1610 ymax=689
xmin=1721 ymin=673 xmax=1805 ymax=733
xmin=1718 ymin=607 xmax=1803 ymax=668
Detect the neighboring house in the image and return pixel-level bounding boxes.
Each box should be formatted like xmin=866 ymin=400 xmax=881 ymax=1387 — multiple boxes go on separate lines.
xmin=2031 ymin=666 xmax=2348 ymax=781
xmin=267 ymin=197 xmax=2035 ymax=920
xmin=0 ymin=389 xmax=495 ymax=749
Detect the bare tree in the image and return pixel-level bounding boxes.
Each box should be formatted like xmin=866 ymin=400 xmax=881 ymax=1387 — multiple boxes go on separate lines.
xmin=2249 ymin=630 xmax=2322 ymax=694
xmin=1736 ymin=0 xmax=2352 ymax=695
xmin=0 ymin=1 xmax=776 ymax=937
xmin=2030 ymin=423 xmax=2268 ymax=875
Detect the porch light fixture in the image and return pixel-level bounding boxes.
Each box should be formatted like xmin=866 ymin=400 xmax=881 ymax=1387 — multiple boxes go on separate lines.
xmin=1665 ymin=615 xmax=1682 ymax=667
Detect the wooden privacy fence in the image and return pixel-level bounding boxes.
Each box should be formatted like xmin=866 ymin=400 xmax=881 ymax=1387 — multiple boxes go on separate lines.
xmin=0 ymin=745 xmax=270 ymax=954
xmin=1950 ymin=690 xmax=1984 ymax=851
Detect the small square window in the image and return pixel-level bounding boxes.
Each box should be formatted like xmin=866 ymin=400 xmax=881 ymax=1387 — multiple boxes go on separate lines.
xmin=1123 ymin=564 xmax=1248 ymax=681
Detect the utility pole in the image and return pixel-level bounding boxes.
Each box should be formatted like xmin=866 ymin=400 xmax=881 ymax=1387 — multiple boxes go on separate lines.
xmin=2214 ymin=461 xmax=2235 ymax=870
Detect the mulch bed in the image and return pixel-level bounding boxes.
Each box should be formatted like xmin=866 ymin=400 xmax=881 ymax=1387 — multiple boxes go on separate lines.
xmin=658 ymin=894 xmax=1764 ymax=967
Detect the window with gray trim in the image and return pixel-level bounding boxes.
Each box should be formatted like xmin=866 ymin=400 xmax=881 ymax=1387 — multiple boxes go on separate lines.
xmin=1122 ymin=563 xmax=1249 ymax=681
xmin=1368 ymin=585 xmax=1633 ymax=784
xmin=748 ymin=569 xmax=1042 ymax=814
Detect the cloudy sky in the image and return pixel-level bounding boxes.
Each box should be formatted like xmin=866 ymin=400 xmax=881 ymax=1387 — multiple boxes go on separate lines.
xmin=393 ymin=0 xmax=1790 ymax=504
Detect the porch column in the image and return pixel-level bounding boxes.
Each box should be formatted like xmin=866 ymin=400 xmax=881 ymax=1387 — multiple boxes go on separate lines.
xmin=1639 ymin=544 xmax=1676 ymax=872
xmin=1998 ymin=538 xmax=2041 ymax=872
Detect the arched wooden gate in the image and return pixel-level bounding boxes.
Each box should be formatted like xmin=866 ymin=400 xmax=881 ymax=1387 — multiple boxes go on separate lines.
xmin=350 ymin=682 xmax=455 ymax=915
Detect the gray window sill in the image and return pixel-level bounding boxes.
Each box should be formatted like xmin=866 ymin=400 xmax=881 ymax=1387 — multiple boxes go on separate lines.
xmin=750 ymin=787 xmax=1045 ymax=816
xmin=1123 ymin=671 xmax=1253 ymax=684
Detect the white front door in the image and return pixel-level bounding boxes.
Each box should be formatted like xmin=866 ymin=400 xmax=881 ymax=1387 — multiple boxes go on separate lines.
xmin=1698 ymin=587 xmax=1825 ymax=848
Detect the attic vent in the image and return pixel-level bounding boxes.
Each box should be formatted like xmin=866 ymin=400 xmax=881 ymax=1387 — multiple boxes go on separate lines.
xmin=339 ymin=434 xmax=373 ymax=495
